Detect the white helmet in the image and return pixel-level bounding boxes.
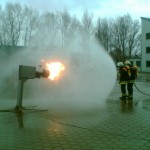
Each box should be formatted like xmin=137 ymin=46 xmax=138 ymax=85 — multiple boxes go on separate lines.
xmin=117 ymin=62 xmax=124 ymax=67
xmin=125 ymin=60 xmax=131 ymax=65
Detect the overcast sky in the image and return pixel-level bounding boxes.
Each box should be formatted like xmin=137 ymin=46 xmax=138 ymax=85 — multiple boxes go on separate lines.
xmin=0 ymin=0 xmax=149 ymax=21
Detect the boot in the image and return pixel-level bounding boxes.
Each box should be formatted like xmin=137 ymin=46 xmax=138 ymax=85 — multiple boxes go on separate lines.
xmin=127 ymin=95 xmax=133 ymax=100
xmin=120 ymin=96 xmax=126 ymax=100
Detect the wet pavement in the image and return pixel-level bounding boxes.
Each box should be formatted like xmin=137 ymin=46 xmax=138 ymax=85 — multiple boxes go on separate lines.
xmin=0 ymin=73 xmax=150 ymax=150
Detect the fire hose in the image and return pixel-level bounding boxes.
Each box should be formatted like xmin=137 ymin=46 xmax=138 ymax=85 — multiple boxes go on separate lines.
xmin=134 ymin=83 xmax=150 ymax=111
xmin=134 ymin=83 xmax=150 ymax=96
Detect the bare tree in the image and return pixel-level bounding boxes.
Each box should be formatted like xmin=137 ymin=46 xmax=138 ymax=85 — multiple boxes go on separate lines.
xmin=127 ymin=19 xmax=141 ymax=58
xmin=0 ymin=6 xmax=3 ymax=45
xmin=46 ymin=9 xmax=80 ymax=48
xmin=23 ymin=6 xmax=39 ymax=46
xmin=39 ymin=11 xmax=58 ymax=48
xmin=111 ymin=14 xmax=140 ymax=61
xmin=57 ymin=9 xmax=74 ymax=46
xmin=0 ymin=2 xmax=141 ymax=62
xmin=0 ymin=5 xmax=12 ymax=45
xmin=4 ymin=3 xmax=26 ymax=45
xmin=80 ymin=10 xmax=94 ymax=50
xmin=95 ymin=18 xmax=112 ymax=52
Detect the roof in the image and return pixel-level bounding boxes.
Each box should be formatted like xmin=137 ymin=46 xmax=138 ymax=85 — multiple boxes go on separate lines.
xmin=141 ymin=17 xmax=150 ymax=21
xmin=0 ymin=45 xmax=26 ymax=56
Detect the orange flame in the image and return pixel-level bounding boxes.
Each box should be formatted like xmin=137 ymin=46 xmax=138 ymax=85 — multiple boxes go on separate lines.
xmin=46 ymin=61 xmax=65 ymax=80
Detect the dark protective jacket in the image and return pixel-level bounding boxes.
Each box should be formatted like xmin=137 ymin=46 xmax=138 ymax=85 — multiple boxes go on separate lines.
xmin=118 ymin=66 xmax=129 ymax=84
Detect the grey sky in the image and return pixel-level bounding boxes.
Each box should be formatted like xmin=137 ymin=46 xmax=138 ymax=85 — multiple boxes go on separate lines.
xmin=0 ymin=0 xmax=149 ymax=21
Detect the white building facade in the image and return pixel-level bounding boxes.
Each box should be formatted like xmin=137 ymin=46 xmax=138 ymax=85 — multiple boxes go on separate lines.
xmin=141 ymin=17 xmax=150 ymax=72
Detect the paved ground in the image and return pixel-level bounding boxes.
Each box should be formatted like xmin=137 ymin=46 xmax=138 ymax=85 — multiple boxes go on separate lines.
xmin=0 ymin=73 xmax=150 ymax=150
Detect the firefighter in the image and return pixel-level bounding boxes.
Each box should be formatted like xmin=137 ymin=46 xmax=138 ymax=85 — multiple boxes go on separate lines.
xmin=125 ymin=60 xmax=138 ymax=99
xmin=117 ymin=62 xmax=129 ymax=100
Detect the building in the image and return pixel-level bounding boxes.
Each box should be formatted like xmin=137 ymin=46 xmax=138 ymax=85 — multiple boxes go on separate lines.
xmin=141 ymin=17 xmax=150 ymax=72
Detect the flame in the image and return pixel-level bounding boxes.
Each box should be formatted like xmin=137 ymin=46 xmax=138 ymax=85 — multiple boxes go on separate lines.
xmin=46 ymin=61 xmax=65 ymax=80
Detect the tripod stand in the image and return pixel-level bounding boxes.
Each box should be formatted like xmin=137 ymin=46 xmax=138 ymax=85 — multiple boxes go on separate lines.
xmin=0 ymin=65 xmax=49 ymax=113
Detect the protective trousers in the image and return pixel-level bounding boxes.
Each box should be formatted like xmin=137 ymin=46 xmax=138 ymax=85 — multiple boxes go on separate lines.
xmin=121 ymin=84 xmax=127 ymax=97
xmin=127 ymin=83 xmax=134 ymax=97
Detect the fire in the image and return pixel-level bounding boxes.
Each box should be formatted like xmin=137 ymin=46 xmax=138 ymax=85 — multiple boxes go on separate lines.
xmin=46 ymin=61 xmax=65 ymax=80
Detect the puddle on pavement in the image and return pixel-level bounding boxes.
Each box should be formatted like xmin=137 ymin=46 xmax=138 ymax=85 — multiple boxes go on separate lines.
xmin=120 ymin=100 xmax=134 ymax=113
xmin=134 ymin=98 xmax=150 ymax=110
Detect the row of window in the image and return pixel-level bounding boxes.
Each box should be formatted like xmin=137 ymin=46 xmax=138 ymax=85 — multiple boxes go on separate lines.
xmin=146 ymin=33 xmax=150 ymax=39
xmin=146 ymin=61 xmax=150 ymax=67
xmin=146 ymin=47 xmax=150 ymax=53
xmin=145 ymin=33 xmax=150 ymax=53
xmin=130 ymin=60 xmax=150 ymax=67
xmin=130 ymin=61 xmax=141 ymax=67
xmin=143 ymin=33 xmax=150 ymax=68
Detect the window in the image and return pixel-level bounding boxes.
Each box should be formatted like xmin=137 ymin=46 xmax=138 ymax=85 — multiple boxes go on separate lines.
xmin=136 ymin=61 xmax=141 ymax=67
xmin=146 ymin=47 xmax=150 ymax=53
xmin=146 ymin=61 xmax=150 ymax=67
xmin=146 ymin=33 xmax=150 ymax=39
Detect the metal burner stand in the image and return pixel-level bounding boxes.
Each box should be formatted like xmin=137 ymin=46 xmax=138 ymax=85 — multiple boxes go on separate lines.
xmin=0 ymin=65 xmax=49 ymax=113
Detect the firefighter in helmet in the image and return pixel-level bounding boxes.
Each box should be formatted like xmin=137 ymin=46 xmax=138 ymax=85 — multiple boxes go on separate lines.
xmin=124 ymin=60 xmax=138 ymax=99
xmin=117 ymin=62 xmax=129 ymax=100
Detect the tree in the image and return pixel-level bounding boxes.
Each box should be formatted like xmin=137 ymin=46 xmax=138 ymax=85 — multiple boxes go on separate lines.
xmin=111 ymin=14 xmax=140 ymax=61
xmin=0 ymin=6 xmax=4 ymax=45
xmin=4 ymin=3 xmax=26 ymax=45
xmin=0 ymin=2 xmax=141 ymax=61
xmin=95 ymin=18 xmax=112 ymax=52
xmin=57 ymin=9 xmax=80 ymax=47
xmin=40 ymin=12 xmax=58 ymax=48
xmin=23 ymin=6 xmax=39 ymax=46
xmin=80 ymin=10 xmax=94 ymax=49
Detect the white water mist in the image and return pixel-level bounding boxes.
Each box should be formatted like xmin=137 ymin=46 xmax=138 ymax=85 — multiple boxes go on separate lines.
xmin=0 ymin=36 xmax=116 ymax=111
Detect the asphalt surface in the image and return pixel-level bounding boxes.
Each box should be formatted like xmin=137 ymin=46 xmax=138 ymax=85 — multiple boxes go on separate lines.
xmin=0 ymin=73 xmax=150 ymax=150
